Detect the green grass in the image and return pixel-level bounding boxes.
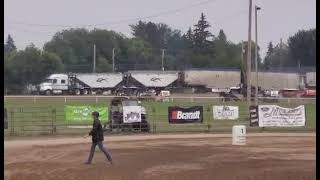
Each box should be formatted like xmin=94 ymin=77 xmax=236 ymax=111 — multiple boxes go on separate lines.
xmin=4 ymin=97 xmax=316 ymax=136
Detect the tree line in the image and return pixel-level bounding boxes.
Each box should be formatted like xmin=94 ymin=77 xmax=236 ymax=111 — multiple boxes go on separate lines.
xmin=4 ymin=13 xmax=316 ymax=94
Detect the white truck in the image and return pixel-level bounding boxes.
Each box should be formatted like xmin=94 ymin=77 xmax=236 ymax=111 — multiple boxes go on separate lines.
xmin=36 ymin=73 xmax=124 ymax=95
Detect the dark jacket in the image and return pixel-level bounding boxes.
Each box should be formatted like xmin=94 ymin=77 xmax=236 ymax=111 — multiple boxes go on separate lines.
xmin=89 ymin=119 xmax=104 ymax=143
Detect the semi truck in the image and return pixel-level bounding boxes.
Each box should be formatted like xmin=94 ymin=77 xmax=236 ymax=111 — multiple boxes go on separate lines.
xmin=35 ymin=73 xmax=123 ymax=95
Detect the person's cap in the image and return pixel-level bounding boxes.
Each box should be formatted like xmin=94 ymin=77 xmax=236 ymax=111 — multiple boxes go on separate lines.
xmin=92 ymin=111 xmax=99 ymax=117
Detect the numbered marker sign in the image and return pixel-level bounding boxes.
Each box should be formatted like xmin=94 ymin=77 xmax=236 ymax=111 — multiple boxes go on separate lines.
xmin=232 ymin=125 xmax=246 ymax=145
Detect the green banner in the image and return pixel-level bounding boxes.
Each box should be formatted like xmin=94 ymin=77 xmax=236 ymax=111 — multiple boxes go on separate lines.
xmin=64 ymin=105 xmax=108 ymax=123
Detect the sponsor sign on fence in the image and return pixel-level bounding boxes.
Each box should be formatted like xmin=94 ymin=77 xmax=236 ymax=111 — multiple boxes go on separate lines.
xmin=123 ymin=106 xmax=142 ymax=123
xmin=258 ymin=105 xmax=306 ymax=127
xmin=249 ymin=106 xmax=259 ymax=126
xmin=64 ymin=105 xmax=108 ymax=123
xmin=168 ymin=106 xmax=203 ymax=123
xmin=213 ymin=106 xmax=239 ymax=120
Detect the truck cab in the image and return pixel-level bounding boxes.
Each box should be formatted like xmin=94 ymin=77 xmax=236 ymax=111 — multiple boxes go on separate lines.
xmin=39 ymin=74 xmax=69 ymax=95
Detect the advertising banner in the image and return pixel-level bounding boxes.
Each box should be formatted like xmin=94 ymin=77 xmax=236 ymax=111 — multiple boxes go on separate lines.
xmin=213 ymin=106 xmax=239 ymax=120
xmin=258 ymin=105 xmax=306 ymax=127
xmin=123 ymin=106 xmax=142 ymax=123
xmin=64 ymin=105 xmax=108 ymax=123
xmin=249 ymin=106 xmax=259 ymax=126
xmin=168 ymin=106 xmax=203 ymax=123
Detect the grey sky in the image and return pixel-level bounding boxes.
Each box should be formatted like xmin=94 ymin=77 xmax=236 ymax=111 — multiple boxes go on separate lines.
xmin=4 ymin=0 xmax=316 ymax=58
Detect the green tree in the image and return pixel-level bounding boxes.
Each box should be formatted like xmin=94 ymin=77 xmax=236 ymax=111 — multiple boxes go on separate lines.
xmin=288 ymin=28 xmax=316 ymax=66
xmin=130 ymin=21 xmax=172 ymax=49
xmin=217 ymin=29 xmax=227 ymax=42
xmin=193 ymin=13 xmax=213 ymax=54
xmin=40 ymin=51 xmax=64 ymax=76
xmin=4 ymin=34 xmax=17 ymax=54
xmin=263 ymin=42 xmax=274 ymax=68
xmin=4 ymin=45 xmax=64 ymax=94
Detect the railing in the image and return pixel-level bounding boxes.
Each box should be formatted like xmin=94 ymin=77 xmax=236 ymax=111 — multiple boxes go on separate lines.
xmin=4 ymin=96 xmax=316 ymax=136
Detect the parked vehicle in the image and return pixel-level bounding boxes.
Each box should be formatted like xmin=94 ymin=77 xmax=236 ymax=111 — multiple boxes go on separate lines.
xmin=105 ymin=97 xmax=150 ymax=132
xmin=36 ymin=73 xmax=123 ymax=95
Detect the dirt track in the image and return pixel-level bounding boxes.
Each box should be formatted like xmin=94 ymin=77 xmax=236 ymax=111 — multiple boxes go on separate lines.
xmin=5 ymin=133 xmax=316 ymax=180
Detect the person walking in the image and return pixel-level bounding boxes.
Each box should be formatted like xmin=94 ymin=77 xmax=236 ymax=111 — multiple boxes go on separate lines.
xmin=84 ymin=111 xmax=113 ymax=165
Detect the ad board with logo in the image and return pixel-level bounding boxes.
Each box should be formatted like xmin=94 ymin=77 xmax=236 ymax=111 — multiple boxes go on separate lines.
xmin=258 ymin=105 xmax=306 ymax=127
xmin=168 ymin=106 xmax=203 ymax=123
xmin=213 ymin=106 xmax=239 ymax=120
xmin=249 ymin=106 xmax=259 ymax=126
xmin=64 ymin=105 xmax=108 ymax=123
xmin=123 ymin=106 xmax=142 ymax=123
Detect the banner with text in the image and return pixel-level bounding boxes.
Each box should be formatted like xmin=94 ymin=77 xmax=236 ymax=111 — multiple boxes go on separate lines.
xmin=168 ymin=106 xmax=203 ymax=123
xmin=123 ymin=106 xmax=142 ymax=123
xmin=213 ymin=106 xmax=239 ymax=120
xmin=64 ymin=105 xmax=108 ymax=123
xmin=258 ymin=105 xmax=306 ymax=127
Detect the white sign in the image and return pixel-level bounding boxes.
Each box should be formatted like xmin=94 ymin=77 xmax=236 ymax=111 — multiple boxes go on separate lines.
xmin=123 ymin=106 xmax=142 ymax=123
xmin=160 ymin=90 xmax=170 ymax=97
xmin=258 ymin=105 xmax=306 ymax=127
xmin=213 ymin=106 xmax=239 ymax=120
xmin=270 ymin=90 xmax=279 ymax=97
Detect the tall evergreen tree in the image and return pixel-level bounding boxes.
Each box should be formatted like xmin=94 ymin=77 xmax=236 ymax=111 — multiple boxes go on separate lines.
xmin=193 ymin=13 xmax=213 ymax=53
xmin=184 ymin=27 xmax=194 ymax=48
xmin=217 ymin=29 xmax=227 ymax=42
xmin=263 ymin=42 xmax=274 ymax=68
xmin=4 ymin=34 xmax=17 ymax=53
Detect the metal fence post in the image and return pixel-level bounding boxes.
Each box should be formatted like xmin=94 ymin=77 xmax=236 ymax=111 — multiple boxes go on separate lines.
xmin=51 ymin=108 xmax=56 ymax=134
xmin=10 ymin=110 xmax=14 ymax=136
xmin=152 ymin=106 xmax=156 ymax=133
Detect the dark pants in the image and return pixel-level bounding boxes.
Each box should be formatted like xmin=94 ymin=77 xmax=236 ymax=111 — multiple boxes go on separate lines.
xmin=87 ymin=141 xmax=112 ymax=163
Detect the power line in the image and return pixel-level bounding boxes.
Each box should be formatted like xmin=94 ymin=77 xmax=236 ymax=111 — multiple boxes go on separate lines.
xmin=5 ymin=0 xmax=217 ymax=28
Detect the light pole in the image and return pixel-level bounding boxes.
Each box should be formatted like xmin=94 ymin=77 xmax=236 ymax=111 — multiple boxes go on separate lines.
xmin=254 ymin=5 xmax=261 ymax=105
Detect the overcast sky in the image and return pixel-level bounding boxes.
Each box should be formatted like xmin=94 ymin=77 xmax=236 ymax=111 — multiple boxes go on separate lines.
xmin=4 ymin=0 xmax=316 ymax=58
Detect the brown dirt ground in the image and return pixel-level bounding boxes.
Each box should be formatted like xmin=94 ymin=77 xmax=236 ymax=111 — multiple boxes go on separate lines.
xmin=4 ymin=133 xmax=316 ymax=180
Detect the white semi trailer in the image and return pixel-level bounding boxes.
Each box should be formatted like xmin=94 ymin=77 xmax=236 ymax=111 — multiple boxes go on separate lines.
xmin=37 ymin=73 xmax=123 ymax=95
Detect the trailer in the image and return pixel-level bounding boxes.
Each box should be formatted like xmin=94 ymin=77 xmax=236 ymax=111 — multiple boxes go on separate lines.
xmin=127 ymin=71 xmax=179 ymax=96
xmin=183 ymin=69 xmax=241 ymax=94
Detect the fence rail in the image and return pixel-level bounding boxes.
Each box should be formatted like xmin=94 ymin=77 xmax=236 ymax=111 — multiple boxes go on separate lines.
xmin=4 ymin=96 xmax=316 ymax=136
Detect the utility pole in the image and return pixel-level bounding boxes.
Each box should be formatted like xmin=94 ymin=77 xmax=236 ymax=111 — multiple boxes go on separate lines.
xmin=93 ymin=44 xmax=96 ymax=73
xmin=246 ymin=0 xmax=253 ymax=106
xmin=241 ymin=41 xmax=245 ymax=88
xmin=161 ymin=49 xmax=165 ymax=71
xmin=254 ymin=5 xmax=261 ymax=105
xmin=112 ymin=48 xmax=115 ymax=72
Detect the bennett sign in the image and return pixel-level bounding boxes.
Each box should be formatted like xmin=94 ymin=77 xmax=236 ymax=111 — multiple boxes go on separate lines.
xmin=168 ymin=106 xmax=203 ymax=123
xmin=258 ymin=105 xmax=306 ymax=127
